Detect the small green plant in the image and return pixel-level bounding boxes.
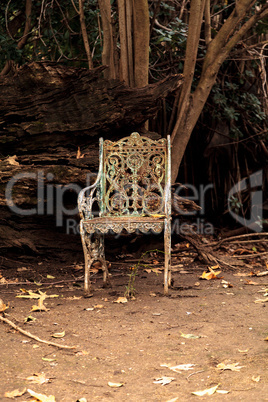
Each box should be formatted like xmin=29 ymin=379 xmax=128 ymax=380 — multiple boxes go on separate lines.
xmin=228 ymin=195 xmax=243 ymax=214
xmin=124 ymin=249 xmax=164 ymax=298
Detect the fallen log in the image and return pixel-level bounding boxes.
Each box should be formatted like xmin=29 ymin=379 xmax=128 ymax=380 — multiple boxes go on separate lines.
xmin=0 ymin=62 xmax=184 ymax=258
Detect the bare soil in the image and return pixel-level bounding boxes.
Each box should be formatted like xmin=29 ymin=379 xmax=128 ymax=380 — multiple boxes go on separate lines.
xmin=1 ymin=243 xmax=268 ymax=402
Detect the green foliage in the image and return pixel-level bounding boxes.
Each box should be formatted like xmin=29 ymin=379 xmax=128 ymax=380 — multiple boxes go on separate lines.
xmin=0 ymin=0 xmax=102 ymax=70
xmin=210 ymin=62 xmax=267 ymax=140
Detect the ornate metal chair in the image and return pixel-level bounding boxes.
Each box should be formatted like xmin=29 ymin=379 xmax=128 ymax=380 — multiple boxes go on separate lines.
xmin=78 ymin=132 xmax=171 ymax=296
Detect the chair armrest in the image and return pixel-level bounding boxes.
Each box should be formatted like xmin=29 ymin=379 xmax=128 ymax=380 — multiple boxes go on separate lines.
xmin=78 ymin=173 xmax=101 ymax=220
xmin=78 ymin=138 xmax=104 ymax=219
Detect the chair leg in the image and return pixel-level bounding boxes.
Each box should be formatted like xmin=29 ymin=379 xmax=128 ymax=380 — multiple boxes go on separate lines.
xmin=80 ymin=221 xmax=93 ymax=297
xmin=80 ymin=223 xmax=110 ymax=295
xmin=97 ymin=233 xmax=110 ymax=288
xmin=164 ymin=220 xmax=171 ymax=295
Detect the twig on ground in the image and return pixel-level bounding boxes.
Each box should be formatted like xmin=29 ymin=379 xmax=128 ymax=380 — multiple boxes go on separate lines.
xmin=186 ymin=370 xmax=205 ymax=381
xmin=0 ymin=315 xmax=76 ymax=349
xmin=0 ymin=278 xmax=83 ymax=286
xmin=232 ymin=251 xmax=268 ymax=258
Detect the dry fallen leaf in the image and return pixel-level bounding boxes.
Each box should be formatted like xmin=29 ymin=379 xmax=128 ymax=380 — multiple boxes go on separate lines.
xmin=4 ymin=388 xmax=26 ymax=398
xmin=114 ymin=297 xmax=128 ymax=304
xmin=26 ymin=373 xmax=50 ymax=385
xmin=52 ymin=331 xmax=65 ymax=338
xmin=238 ymin=348 xmax=249 ymax=353
xmin=180 ymin=331 xmax=200 ymax=339
xmin=254 ymin=297 xmax=268 ymax=303
xmin=221 ymin=280 xmax=233 ymax=288
xmin=16 ymin=290 xmax=59 ymax=299
xmin=161 ymin=363 xmax=195 ymax=372
xmin=27 ymin=389 xmax=56 ymax=402
xmin=252 ymin=375 xmax=261 ymax=382
xmin=6 ymin=155 xmax=19 ymax=166
xmin=94 ymin=304 xmax=104 ymax=309
xmin=107 ymin=382 xmax=124 ymax=388
xmin=245 ymin=280 xmax=259 ymax=285
xmin=200 ymin=266 xmax=221 ymax=280
xmin=256 ymin=271 xmax=268 ymax=277
xmin=165 ymin=398 xmax=179 ymax=402
xmin=145 ymin=268 xmax=162 ymax=274
xmin=31 ymin=294 xmax=48 ymax=312
xmin=192 ymin=384 xmax=219 ymax=396
xmin=42 ymin=357 xmax=56 ymax=362
xmin=0 ymin=298 xmax=9 ymax=312
xmin=153 ymin=376 xmax=175 ymax=386
xmin=75 ymin=350 xmax=90 ymax=356
xmin=217 ymin=362 xmax=244 ymax=371
xmin=264 ymin=336 xmax=268 ymax=341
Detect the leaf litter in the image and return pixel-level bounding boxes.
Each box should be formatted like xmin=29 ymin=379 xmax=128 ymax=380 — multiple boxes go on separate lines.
xmin=161 ymin=363 xmax=195 ymax=372
xmin=153 ymin=376 xmax=175 ymax=386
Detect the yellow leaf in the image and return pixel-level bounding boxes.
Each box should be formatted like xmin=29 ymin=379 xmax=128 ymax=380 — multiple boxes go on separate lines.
xmin=27 ymin=389 xmax=56 ymax=402
xmin=252 ymin=375 xmax=261 ymax=382
xmin=150 ymin=214 xmax=165 ymax=218
xmin=52 ymin=331 xmax=65 ymax=338
xmin=238 ymin=349 xmax=249 ymax=353
xmin=180 ymin=331 xmax=200 ymax=339
xmin=254 ymin=297 xmax=268 ymax=303
xmin=75 ymin=350 xmax=90 ymax=356
xmin=192 ymin=384 xmax=219 ymax=396
xmin=26 ymin=373 xmax=50 ymax=384
xmin=4 ymin=388 xmax=26 ymax=398
xmin=42 ymin=357 xmax=56 ymax=362
xmin=200 ymin=267 xmax=221 ymax=280
xmin=114 ymin=297 xmax=128 ymax=304
xmin=107 ymin=382 xmax=124 ymax=388
xmin=31 ymin=294 xmax=48 ymax=312
xmin=24 ymin=315 xmax=37 ymax=323
xmin=264 ymin=336 xmax=268 ymax=341
xmin=0 ymin=298 xmax=9 ymax=312
xmin=47 ymin=275 xmax=55 ymax=279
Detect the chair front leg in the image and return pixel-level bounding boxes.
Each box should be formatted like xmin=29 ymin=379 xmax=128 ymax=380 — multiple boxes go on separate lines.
xmin=80 ymin=221 xmax=94 ymax=297
xmin=164 ymin=219 xmax=171 ymax=295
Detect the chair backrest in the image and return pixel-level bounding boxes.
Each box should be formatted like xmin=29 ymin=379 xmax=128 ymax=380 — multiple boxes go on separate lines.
xmin=99 ymin=132 xmax=171 ymax=217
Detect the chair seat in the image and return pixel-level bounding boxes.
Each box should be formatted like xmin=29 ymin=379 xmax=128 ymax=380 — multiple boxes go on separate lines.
xmin=83 ymin=215 xmax=166 ymax=234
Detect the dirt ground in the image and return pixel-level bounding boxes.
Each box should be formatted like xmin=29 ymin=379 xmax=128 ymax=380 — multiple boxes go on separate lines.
xmin=1 ymin=241 xmax=268 ymax=402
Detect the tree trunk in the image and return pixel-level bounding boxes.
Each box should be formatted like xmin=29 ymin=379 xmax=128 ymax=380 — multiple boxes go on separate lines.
xmin=98 ymin=0 xmax=117 ymax=79
xmin=133 ymin=0 xmax=150 ymax=88
xmin=171 ymin=1 xmax=268 ymax=183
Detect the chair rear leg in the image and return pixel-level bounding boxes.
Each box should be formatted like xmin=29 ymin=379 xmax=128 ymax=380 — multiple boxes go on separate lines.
xmin=97 ymin=234 xmax=110 ymax=287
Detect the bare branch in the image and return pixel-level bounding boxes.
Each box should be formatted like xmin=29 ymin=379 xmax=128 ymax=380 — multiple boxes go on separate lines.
xmin=204 ymin=0 xmax=211 ymax=46
xmin=79 ymin=0 xmax=94 ymax=69
xmin=5 ymin=0 xmax=14 ymax=40
xmin=71 ymin=0 xmax=79 ymax=15
xmin=18 ymin=0 xmax=32 ymax=50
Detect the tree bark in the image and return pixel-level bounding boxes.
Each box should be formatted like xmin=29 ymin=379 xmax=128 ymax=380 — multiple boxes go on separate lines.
xmin=79 ymin=0 xmax=94 ymax=69
xmin=0 ymin=62 xmax=183 ymax=256
xmin=98 ymin=0 xmax=117 ymax=79
xmin=133 ymin=0 xmax=150 ymax=88
xmin=171 ymin=1 xmax=268 ymax=183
